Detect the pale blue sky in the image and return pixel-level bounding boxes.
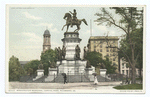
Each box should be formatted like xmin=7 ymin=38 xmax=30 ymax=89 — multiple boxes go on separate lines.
xmin=9 ymin=6 xmax=132 ymax=61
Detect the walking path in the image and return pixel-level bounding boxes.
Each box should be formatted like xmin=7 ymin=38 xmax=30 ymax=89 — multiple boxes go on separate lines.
xmin=9 ymin=81 xmax=122 ymax=90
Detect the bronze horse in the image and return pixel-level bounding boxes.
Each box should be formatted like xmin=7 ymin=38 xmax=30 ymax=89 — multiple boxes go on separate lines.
xmin=62 ymin=13 xmax=88 ymax=32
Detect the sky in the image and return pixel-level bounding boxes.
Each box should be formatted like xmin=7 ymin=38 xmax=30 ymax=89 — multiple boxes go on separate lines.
xmin=8 ymin=6 xmax=140 ymax=61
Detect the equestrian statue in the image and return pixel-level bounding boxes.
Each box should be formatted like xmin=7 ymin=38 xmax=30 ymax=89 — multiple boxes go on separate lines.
xmin=62 ymin=9 xmax=88 ymax=32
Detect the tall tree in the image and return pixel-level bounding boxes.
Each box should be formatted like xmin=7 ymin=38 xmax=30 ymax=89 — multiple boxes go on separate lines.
xmin=40 ymin=49 xmax=57 ymax=75
xmin=9 ymin=55 xmax=25 ymax=81
xmin=95 ymin=7 xmax=143 ymax=84
xmin=119 ymin=27 xmax=143 ymax=79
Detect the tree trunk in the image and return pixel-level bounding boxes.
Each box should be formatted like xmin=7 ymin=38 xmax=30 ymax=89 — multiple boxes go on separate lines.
xmin=131 ymin=47 xmax=136 ymax=84
xmin=131 ymin=67 xmax=136 ymax=84
xmin=139 ymin=67 xmax=142 ymax=83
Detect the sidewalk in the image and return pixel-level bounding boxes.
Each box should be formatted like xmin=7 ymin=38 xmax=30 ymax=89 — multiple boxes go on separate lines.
xmin=9 ymin=81 xmax=122 ymax=90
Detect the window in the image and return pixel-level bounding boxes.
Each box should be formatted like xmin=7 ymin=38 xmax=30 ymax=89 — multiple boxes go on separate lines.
xmin=122 ymin=70 xmax=124 ymax=74
xmin=107 ymin=53 xmax=109 ymax=57
xmin=113 ymin=62 xmax=116 ymax=66
xmin=107 ymin=48 xmax=109 ymax=52
xmin=113 ymin=48 xmax=115 ymax=52
xmin=94 ymin=45 xmax=96 ymax=48
xmin=46 ymin=37 xmax=48 ymax=42
xmin=97 ymin=49 xmax=99 ymax=52
xmin=113 ymin=58 xmax=115 ymax=61
xmin=113 ymin=40 xmax=115 ymax=43
xmin=100 ymin=45 xmax=102 ymax=48
xmin=113 ymin=53 xmax=115 ymax=56
xmin=122 ymin=63 xmax=124 ymax=68
xmin=126 ymin=63 xmax=129 ymax=68
xmin=126 ymin=70 xmax=128 ymax=76
xmin=100 ymin=49 xmax=102 ymax=52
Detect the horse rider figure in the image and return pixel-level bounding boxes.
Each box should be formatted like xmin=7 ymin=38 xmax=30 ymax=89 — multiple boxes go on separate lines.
xmin=69 ymin=9 xmax=77 ymax=27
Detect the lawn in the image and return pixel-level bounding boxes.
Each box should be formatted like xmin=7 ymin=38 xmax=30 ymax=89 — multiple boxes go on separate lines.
xmin=113 ymin=84 xmax=142 ymax=90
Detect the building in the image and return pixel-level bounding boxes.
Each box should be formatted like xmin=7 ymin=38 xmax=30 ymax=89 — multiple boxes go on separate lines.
xmin=120 ymin=57 xmax=142 ymax=78
xmin=88 ymin=36 xmax=119 ymax=73
xmin=20 ymin=61 xmax=29 ymax=68
xmin=119 ymin=57 xmax=131 ymax=77
xmin=43 ymin=29 xmax=51 ymax=52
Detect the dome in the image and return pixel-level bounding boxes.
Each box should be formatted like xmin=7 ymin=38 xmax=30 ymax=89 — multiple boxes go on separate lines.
xmin=44 ymin=29 xmax=50 ymax=35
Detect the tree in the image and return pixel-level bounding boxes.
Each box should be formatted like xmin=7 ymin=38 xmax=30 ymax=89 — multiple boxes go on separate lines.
xmin=85 ymin=51 xmax=103 ymax=74
xmin=95 ymin=7 xmax=143 ymax=84
xmin=119 ymin=27 xmax=143 ymax=79
xmin=103 ymin=57 xmax=117 ymax=74
xmin=40 ymin=49 xmax=57 ymax=75
xmin=9 ymin=55 xmax=25 ymax=81
xmin=24 ymin=60 xmax=40 ymax=75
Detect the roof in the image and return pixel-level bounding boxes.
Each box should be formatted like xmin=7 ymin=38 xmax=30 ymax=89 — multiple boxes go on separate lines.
xmin=20 ymin=61 xmax=29 ymax=65
xmin=89 ymin=36 xmax=119 ymax=40
xmin=44 ymin=29 xmax=50 ymax=35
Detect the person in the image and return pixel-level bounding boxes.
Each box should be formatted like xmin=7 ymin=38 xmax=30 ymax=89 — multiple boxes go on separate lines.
xmin=75 ymin=45 xmax=81 ymax=60
xmin=94 ymin=75 xmax=98 ymax=85
xmin=63 ymin=73 xmax=67 ymax=84
xmin=83 ymin=46 xmax=87 ymax=60
xmin=69 ymin=9 xmax=77 ymax=27
xmin=58 ymin=47 xmax=62 ymax=61
xmin=62 ymin=45 xmax=66 ymax=60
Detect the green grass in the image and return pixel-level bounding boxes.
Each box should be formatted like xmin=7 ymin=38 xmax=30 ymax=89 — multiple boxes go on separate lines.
xmin=113 ymin=84 xmax=143 ymax=90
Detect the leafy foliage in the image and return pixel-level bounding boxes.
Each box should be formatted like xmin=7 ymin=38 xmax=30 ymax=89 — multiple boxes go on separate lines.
xmin=119 ymin=28 xmax=143 ymax=77
xmin=40 ymin=49 xmax=57 ymax=75
xmin=24 ymin=60 xmax=40 ymax=75
xmin=9 ymin=55 xmax=26 ymax=81
xmin=103 ymin=57 xmax=117 ymax=74
xmin=85 ymin=51 xmax=116 ymax=74
xmin=85 ymin=51 xmax=103 ymax=67
xmin=95 ymin=7 xmax=143 ymax=84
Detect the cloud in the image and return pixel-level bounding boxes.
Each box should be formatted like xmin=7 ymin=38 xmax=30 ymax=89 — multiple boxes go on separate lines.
xmin=22 ymin=12 xmax=42 ymax=20
xmin=32 ymin=23 xmax=59 ymax=33
xmin=32 ymin=23 xmax=53 ymax=28
xmin=51 ymin=41 xmax=61 ymax=49
xmin=22 ymin=32 xmax=42 ymax=42
xmin=96 ymin=25 xmax=107 ymax=31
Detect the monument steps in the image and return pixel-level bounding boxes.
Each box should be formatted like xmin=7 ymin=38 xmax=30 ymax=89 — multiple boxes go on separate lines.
xmin=52 ymin=74 xmax=90 ymax=83
xmin=32 ymin=75 xmax=47 ymax=83
xmin=96 ymin=75 xmax=111 ymax=82
xmin=20 ymin=75 xmax=36 ymax=82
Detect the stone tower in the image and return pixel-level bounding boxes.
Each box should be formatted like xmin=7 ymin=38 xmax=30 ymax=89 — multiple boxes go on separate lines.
xmin=43 ymin=29 xmax=51 ymax=52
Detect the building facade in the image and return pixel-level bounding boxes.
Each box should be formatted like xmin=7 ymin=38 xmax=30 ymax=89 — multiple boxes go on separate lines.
xmin=43 ymin=29 xmax=51 ymax=52
xmin=88 ymin=36 xmax=119 ymax=73
xmin=120 ymin=57 xmax=142 ymax=77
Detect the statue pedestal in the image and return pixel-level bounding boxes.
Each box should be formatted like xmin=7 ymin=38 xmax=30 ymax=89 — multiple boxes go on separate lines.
xmin=57 ymin=32 xmax=89 ymax=75
xmin=61 ymin=32 xmax=81 ymax=60
xmin=33 ymin=69 xmax=44 ymax=81
xmin=100 ymin=69 xmax=107 ymax=77
xmin=85 ymin=66 xmax=95 ymax=81
xmin=58 ymin=60 xmax=86 ymax=75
